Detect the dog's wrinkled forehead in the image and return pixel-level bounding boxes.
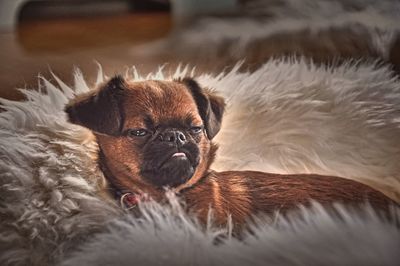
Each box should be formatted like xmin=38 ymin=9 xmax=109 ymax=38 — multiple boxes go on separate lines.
xmin=123 ymin=80 xmax=202 ymax=128
xmin=65 ymin=76 xmax=224 ymax=139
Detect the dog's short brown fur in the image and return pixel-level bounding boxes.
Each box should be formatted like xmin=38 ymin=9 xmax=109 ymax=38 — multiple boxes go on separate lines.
xmin=66 ymin=77 xmax=397 ymax=226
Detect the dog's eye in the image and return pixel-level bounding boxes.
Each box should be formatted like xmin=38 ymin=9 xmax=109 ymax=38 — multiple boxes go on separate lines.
xmin=127 ymin=129 xmax=148 ymax=137
xmin=190 ymin=126 xmax=203 ymax=134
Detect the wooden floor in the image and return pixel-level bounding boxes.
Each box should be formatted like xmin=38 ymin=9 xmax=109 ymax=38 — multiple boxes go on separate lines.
xmin=0 ymin=12 xmax=173 ymax=100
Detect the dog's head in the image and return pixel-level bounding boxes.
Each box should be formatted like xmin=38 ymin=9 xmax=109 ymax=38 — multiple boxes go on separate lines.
xmin=65 ymin=76 xmax=224 ymax=193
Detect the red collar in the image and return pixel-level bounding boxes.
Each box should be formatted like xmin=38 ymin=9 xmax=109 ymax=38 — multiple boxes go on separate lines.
xmin=119 ymin=192 xmax=149 ymax=210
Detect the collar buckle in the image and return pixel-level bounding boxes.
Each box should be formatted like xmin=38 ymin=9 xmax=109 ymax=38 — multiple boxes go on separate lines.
xmin=120 ymin=192 xmax=140 ymax=210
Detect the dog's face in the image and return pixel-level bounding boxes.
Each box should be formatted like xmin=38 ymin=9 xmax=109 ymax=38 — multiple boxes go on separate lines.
xmin=66 ymin=77 xmax=224 ymax=192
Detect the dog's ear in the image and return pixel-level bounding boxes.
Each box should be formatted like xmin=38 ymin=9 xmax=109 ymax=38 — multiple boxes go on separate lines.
xmin=182 ymin=78 xmax=225 ymax=139
xmin=65 ymin=75 xmax=126 ymax=135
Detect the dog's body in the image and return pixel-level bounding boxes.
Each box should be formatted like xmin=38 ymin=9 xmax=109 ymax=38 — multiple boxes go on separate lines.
xmin=183 ymin=171 xmax=394 ymax=226
xmin=66 ymin=77 xmax=396 ymax=226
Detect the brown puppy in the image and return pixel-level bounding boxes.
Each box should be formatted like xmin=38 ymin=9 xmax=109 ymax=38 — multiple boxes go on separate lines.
xmin=66 ymin=76 xmax=397 ymax=226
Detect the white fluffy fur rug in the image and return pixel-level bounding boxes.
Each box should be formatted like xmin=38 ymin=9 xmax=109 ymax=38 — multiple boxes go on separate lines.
xmin=61 ymin=196 xmax=400 ymax=266
xmin=1 ymin=59 xmax=400 ymax=266
xmin=211 ymin=60 xmax=400 ymax=201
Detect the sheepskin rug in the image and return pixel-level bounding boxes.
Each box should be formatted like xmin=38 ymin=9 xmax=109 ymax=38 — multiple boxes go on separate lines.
xmin=1 ymin=59 xmax=400 ymax=266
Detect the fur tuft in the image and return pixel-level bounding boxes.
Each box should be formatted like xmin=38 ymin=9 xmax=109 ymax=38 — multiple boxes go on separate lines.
xmin=61 ymin=195 xmax=400 ymax=266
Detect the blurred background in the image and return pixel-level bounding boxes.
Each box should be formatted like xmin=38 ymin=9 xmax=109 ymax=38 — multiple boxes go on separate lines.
xmin=0 ymin=0 xmax=247 ymax=100
xmin=0 ymin=0 xmax=175 ymax=100
xmin=0 ymin=0 xmax=399 ymax=101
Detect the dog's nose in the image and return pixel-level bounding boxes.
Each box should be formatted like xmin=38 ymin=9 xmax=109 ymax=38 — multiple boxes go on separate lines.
xmin=159 ymin=130 xmax=187 ymax=146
